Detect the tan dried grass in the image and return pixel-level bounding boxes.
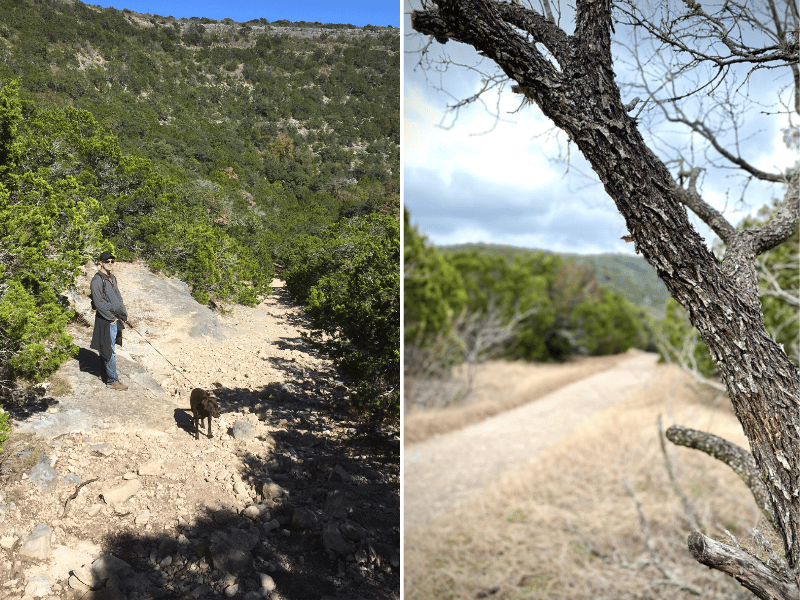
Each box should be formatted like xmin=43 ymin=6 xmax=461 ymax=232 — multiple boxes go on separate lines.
xmin=404 ymin=364 xmax=767 ymax=600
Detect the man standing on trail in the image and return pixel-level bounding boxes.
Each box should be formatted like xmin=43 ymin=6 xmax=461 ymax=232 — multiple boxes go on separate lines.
xmin=90 ymin=251 xmax=129 ymax=391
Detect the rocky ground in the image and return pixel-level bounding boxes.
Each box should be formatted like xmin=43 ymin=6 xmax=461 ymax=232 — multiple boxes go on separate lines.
xmin=0 ymin=262 xmax=399 ymax=600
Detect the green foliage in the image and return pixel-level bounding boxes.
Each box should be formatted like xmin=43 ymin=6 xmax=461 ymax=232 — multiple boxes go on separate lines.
xmin=0 ymin=407 xmax=9 ymax=450
xmin=0 ymin=80 xmax=22 ymax=179
xmin=571 ymin=290 xmax=639 ymax=356
xmin=284 ymin=215 xmax=400 ymax=420
xmin=403 ymin=210 xmax=466 ymax=357
xmin=0 ymin=81 xmax=102 ymax=383
xmin=404 ymin=228 xmax=651 ymax=367
xmin=0 ymin=5 xmax=400 ymax=424
xmin=0 ymin=278 xmax=77 ymax=381
xmin=447 ymin=251 xmax=557 ymax=362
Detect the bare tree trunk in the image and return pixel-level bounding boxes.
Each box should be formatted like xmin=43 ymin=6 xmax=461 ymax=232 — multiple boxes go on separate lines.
xmin=411 ymin=0 xmax=800 ymax=595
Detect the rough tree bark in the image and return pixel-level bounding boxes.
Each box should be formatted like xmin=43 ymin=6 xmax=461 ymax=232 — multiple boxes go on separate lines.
xmin=411 ymin=0 xmax=800 ymax=597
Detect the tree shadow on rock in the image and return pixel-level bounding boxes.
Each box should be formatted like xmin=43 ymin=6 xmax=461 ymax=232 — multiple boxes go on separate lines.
xmin=94 ymin=412 xmax=399 ymax=599
xmin=87 ymin=379 xmax=400 ymax=599
xmin=0 ymin=387 xmax=59 ymax=422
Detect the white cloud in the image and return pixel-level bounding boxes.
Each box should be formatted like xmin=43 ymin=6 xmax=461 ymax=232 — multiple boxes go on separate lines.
xmin=405 ymin=81 xmax=561 ymax=189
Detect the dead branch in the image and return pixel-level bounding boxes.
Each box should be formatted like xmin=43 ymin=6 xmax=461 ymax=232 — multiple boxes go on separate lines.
xmin=623 ymin=479 xmax=702 ymax=596
xmin=657 ymin=416 xmax=702 ymax=532
xmin=665 ymin=425 xmax=775 ymax=526
xmin=687 ymin=532 xmax=797 ymax=600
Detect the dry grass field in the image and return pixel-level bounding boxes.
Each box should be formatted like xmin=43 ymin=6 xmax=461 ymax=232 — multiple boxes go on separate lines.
xmin=404 ymin=358 xmax=770 ymax=600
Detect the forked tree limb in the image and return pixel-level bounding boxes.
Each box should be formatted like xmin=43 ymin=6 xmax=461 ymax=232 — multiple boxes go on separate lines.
xmin=666 ymin=424 xmax=775 ymax=526
xmin=688 ymin=532 xmax=798 ymax=600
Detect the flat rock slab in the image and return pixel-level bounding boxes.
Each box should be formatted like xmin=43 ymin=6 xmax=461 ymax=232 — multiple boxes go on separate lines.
xmin=15 ymin=341 xmax=175 ymax=440
xmin=404 ymin=352 xmax=659 ymax=533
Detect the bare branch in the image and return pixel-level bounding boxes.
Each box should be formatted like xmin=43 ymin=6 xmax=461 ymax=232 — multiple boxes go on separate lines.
xmin=623 ymin=479 xmax=703 ymax=596
xmin=687 ymin=532 xmax=798 ymax=600
xmin=657 ymin=416 xmax=702 ymax=532
xmin=751 ymin=170 xmax=800 ymax=255
xmin=756 ymin=253 xmax=800 ymax=308
xmin=665 ymin=424 xmax=775 ymax=526
xmin=674 ymin=167 xmax=738 ymax=242
xmin=617 ymin=1 xmax=799 ymax=70
xmin=665 ymin=115 xmax=786 ymax=183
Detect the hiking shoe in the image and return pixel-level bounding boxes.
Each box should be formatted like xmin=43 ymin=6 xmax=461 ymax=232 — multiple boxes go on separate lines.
xmin=109 ymin=380 xmax=128 ymax=391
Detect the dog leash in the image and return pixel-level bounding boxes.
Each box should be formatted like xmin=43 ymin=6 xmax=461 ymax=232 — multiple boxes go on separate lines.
xmin=126 ymin=323 xmax=197 ymax=389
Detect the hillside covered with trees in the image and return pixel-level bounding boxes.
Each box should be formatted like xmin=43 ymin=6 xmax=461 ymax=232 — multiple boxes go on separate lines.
xmin=0 ymin=0 xmax=399 ymax=419
xmin=405 ymin=209 xmax=797 ymax=406
xmin=404 ymin=210 xmax=658 ymax=393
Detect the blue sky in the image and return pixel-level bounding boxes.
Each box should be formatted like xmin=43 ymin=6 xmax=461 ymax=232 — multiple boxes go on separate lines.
xmin=90 ymin=0 xmax=401 ymax=27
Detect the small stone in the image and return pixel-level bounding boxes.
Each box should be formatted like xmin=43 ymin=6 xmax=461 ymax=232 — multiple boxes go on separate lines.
xmin=123 ymin=472 xmax=138 ymax=480
xmin=261 ymin=481 xmax=286 ymax=500
xmin=259 ymin=573 xmax=276 ymax=593
xmin=190 ymin=584 xmax=212 ymax=598
xmin=92 ymin=555 xmax=133 ymax=580
xmin=24 ymin=575 xmax=51 ymax=598
xmin=90 ymin=443 xmax=113 ymax=456
xmin=224 ymin=583 xmax=239 ymax=597
xmin=292 ymin=508 xmax=317 ymax=530
xmin=138 ymin=460 xmax=164 ymax=476
xmin=340 ymin=520 xmax=368 ymax=542
xmin=262 ymin=519 xmax=280 ymax=534
xmin=330 ymin=464 xmax=351 ymax=483
xmin=29 ymin=460 xmax=59 ymax=492
xmin=242 ymin=505 xmax=261 ymax=520
xmin=60 ymin=474 xmax=82 ymax=486
xmin=101 ymin=479 xmax=142 ymax=505
xmin=0 ymin=536 xmax=15 ymax=549
xmin=135 ymin=511 xmax=151 ymax=526
xmin=322 ymin=523 xmax=355 ymax=556
xmin=232 ymin=420 xmax=254 ymax=440
xmin=20 ymin=524 xmax=54 ymax=560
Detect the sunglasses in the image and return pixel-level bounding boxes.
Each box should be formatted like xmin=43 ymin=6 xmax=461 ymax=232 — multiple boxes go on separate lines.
xmin=104 ymin=259 xmax=115 ymax=264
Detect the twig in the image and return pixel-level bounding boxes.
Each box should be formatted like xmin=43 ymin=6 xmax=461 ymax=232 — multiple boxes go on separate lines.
xmin=657 ymin=415 xmax=701 ymax=532
xmin=623 ymin=479 xmax=702 ymax=596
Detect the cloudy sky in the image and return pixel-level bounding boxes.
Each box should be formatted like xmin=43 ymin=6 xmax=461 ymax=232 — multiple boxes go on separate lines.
xmin=92 ymin=0 xmax=400 ymax=28
xmin=403 ymin=1 xmax=797 ymax=256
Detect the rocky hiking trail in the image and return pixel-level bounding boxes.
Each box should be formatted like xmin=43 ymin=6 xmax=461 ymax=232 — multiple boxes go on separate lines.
xmin=0 ymin=262 xmax=400 ymax=600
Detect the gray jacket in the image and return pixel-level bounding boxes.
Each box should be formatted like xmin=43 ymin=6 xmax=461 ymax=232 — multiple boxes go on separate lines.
xmin=90 ymin=272 xmax=128 ymax=323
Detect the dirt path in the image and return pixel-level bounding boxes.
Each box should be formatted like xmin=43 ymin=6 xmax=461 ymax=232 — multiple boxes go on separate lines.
xmin=403 ymin=352 xmax=658 ymax=533
xmin=1 ymin=261 xmax=399 ymax=600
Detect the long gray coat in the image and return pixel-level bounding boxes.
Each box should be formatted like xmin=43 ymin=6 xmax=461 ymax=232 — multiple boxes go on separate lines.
xmin=89 ymin=272 xmax=128 ymax=361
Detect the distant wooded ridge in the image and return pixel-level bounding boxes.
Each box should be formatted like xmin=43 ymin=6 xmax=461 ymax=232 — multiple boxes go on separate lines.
xmin=438 ymin=242 xmax=671 ymax=319
xmin=110 ymin=7 xmax=398 ymax=32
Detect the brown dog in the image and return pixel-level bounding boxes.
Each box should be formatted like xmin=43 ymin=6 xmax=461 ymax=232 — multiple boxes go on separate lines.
xmin=190 ymin=388 xmax=220 ymax=440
